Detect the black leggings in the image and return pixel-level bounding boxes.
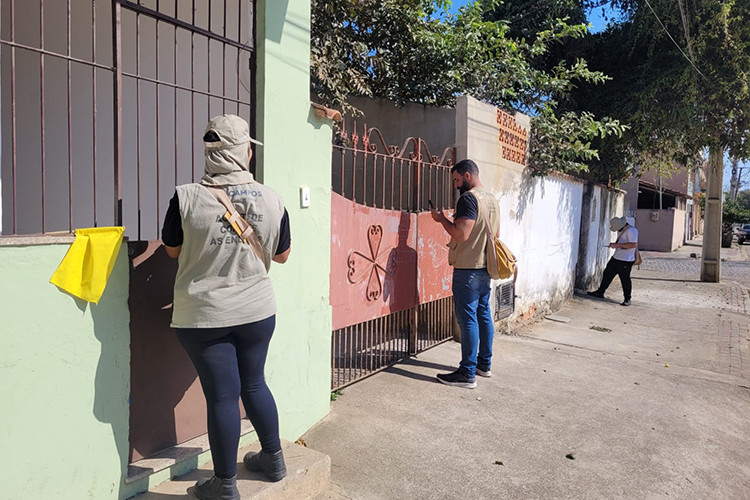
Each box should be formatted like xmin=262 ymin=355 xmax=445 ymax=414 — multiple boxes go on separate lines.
xmin=177 ymin=315 xmax=280 ymax=478
xmin=597 ymin=257 xmax=634 ymax=300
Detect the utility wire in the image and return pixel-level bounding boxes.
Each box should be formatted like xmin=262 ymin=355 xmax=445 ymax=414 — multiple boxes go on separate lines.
xmin=643 ymin=0 xmax=707 ymax=79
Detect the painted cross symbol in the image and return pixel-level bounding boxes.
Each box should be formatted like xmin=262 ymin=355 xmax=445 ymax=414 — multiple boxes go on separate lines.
xmin=347 ymin=225 xmax=397 ymax=301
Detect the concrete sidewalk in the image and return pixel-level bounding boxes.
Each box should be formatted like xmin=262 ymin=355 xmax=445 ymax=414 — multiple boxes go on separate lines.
xmin=303 ymin=249 xmax=750 ymax=499
xmin=640 ymin=235 xmax=749 ymax=263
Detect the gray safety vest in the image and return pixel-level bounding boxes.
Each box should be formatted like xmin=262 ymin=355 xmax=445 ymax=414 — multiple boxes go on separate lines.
xmin=171 ymin=182 xmax=285 ymax=328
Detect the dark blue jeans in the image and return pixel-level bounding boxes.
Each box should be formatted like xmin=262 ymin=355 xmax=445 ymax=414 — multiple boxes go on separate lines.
xmin=596 ymin=257 xmax=634 ymax=301
xmin=452 ymin=268 xmax=494 ymax=378
xmin=177 ymin=315 xmax=280 ymax=478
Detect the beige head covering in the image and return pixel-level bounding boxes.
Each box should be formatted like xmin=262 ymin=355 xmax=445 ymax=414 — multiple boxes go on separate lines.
xmin=609 ymin=216 xmax=627 ymax=232
xmin=200 ymin=114 xmax=262 ymax=186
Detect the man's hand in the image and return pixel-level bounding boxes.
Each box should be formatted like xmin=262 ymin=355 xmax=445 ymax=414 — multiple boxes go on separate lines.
xmin=431 ymin=209 xmax=475 ymax=242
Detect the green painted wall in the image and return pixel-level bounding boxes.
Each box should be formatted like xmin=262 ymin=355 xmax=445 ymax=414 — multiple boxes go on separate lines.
xmin=0 ymin=3 xmax=331 ymax=498
xmin=0 ymin=242 xmax=130 ymax=499
xmin=256 ymin=0 xmax=333 ymax=440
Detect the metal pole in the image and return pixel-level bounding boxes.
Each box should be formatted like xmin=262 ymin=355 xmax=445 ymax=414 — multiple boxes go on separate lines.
xmin=112 ymin=1 xmax=123 ymax=226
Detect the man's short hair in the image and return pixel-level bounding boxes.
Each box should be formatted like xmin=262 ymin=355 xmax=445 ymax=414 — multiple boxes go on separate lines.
xmin=452 ymin=159 xmax=479 ymax=175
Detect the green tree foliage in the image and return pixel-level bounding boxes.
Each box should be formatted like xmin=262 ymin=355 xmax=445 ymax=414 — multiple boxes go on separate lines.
xmin=310 ymin=0 xmax=626 ymax=177
xmin=572 ymin=0 xmax=750 ymax=278
xmin=572 ymin=0 xmax=750 ymax=181
xmin=723 ymin=198 xmax=750 ymax=231
xmin=482 ymin=0 xmax=588 ymax=41
xmin=737 ymin=190 xmax=750 ymax=213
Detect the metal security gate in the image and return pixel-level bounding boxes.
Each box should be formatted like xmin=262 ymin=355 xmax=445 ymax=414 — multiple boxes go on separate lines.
xmin=330 ymin=121 xmax=457 ymax=390
xmin=0 ymin=0 xmax=120 ymax=235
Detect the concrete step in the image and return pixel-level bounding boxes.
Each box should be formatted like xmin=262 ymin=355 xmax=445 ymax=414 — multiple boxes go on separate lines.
xmin=133 ymin=440 xmax=330 ymax=500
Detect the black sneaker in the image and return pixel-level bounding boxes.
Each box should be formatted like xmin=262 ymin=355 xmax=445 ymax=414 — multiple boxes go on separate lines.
xmin=621 ymin=300 xmax=631 ymax=306
xmin=193 ymin=475 xmax=240 ymax=500
xmin=436 ymin=370 xmax=477 ymax=388
xmin=476 ymin=367 xmax=492 ymax=378
xmin=244 ymin=449 xmax=287 ymax=482
xmin=587 ymin=291 xmax=604 ymax=299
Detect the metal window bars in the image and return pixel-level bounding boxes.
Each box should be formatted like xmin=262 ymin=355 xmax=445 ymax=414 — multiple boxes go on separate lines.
xmin=0 ymin=0 xmax=256 ymax=240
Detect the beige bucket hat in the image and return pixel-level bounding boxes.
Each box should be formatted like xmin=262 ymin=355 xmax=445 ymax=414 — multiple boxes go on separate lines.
xmin=609 ymin=216 xmax=627 ymax=232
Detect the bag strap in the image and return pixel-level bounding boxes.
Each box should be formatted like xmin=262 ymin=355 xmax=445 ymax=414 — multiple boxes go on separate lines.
xmin=472 ymin=190 xmax=504 ymax=278
xmin=472 ymin=191 xmax=498 ymax=240
xmin=615 ymin=228 xmax=624 ymax=244
xmin=204 ymin=185 xmax=265 ymax=264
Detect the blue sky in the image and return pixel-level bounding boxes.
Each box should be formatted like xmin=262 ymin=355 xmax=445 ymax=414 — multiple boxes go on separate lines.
xmin=445 ymin=0 xmax=610 ymax=32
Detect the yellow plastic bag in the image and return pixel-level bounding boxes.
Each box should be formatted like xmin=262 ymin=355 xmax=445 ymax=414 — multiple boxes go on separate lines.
xmin=50 ymin=227 xmax=125 ymax=303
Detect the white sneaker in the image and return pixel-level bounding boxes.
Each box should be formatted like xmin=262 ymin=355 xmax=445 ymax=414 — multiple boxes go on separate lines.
xmin=476 ymin=368 xmax=492 ymax=378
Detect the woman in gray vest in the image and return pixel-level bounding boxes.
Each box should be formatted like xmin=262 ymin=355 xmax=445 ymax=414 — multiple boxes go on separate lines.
xmin=162 ymin=115 xmax=291 ymax=500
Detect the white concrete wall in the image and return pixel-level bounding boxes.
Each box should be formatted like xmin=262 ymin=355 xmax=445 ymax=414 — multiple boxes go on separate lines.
xmin=505 ymin=173 xmax=585 ymax=316
xmin=576 ymin=183 xmax=626 ymax=291
xmin=457 ymin=96 xmax=584 ymax=318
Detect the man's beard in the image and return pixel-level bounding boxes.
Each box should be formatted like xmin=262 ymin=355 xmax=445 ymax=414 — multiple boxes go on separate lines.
xmin=458 ymin=180 xmax=471 ymax=194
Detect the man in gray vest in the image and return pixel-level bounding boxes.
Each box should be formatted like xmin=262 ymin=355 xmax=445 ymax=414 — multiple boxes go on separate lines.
xmin=430 ymin=159 xmax=500 ymax=389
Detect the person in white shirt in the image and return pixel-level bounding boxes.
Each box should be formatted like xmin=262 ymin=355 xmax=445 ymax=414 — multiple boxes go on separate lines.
xmin=587 ymin=216 xmax=639 ymax=306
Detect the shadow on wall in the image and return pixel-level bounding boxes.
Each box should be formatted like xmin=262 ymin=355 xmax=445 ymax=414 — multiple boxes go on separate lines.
xmin=264 ymin=0 xmax=311 ymax=78
xmin=575 ymin=183 xmax=599 ymax=291
xmin=264 ymin=0 xmax=291 ymax=42
xmin=90 ymin=246 xmax=132 ymax=500
xmin=516 ymin=168 xmax=543 ymax=221
xmin=127 ymin=242 xmax=199 ymax=464
xmin=554 ymin=181 xmax=579 ymax=299
xmin=512 ymin=172 xmax=586 ymax=313
xmin=383 ymin=211 xmax=417 ymax=309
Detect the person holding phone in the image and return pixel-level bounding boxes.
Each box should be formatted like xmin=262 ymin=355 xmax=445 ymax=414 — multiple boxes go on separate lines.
xmin=587 ymin=216 xmax=638 ymax=306
xmin=430 ymin=159 xmax=500 ymax=389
